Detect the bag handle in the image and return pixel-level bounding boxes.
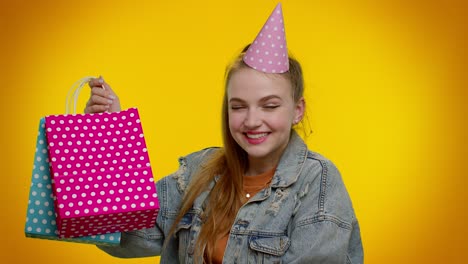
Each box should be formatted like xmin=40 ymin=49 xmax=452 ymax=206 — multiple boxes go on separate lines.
xmin=65 ymin=76 xmax=102 ymax=114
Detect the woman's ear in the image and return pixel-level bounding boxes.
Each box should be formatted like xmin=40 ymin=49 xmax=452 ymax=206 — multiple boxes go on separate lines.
xmin=293 ymin=97 xmax=305 ymax=125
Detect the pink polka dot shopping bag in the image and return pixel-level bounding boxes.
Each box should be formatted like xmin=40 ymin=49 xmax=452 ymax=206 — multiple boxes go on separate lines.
xmin=25 ymin=77 xmax=160 ymax=240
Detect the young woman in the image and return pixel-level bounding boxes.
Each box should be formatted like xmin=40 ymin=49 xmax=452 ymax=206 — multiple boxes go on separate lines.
xmin=86 ymin=4 xmax=363 ymax=263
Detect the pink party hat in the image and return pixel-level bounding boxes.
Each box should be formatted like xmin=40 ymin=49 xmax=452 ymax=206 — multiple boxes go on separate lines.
xmin=243 ymin=3 xmax=289 ymax=73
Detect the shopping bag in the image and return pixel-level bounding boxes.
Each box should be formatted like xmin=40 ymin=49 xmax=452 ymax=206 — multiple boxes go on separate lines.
xmin=25 ymin=118 xmax=121 ymax=245
xmin=38 ymin=77 xmax=159 ymax=238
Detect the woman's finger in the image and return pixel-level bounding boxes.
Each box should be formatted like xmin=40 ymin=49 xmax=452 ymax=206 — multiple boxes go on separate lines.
xmin=84 ymin=104 xmax=109 ymax=114
xmin=91 ymin=87 xmax=113 ymax=99
xmin=88 ymin=77 xmax=104 ymax=89
xmin=90 ymin=94 xmax=113 ymax=106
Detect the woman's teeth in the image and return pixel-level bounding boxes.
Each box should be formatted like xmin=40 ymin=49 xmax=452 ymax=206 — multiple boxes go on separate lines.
xmin=246 ymin=133 xmax=268 ymax=139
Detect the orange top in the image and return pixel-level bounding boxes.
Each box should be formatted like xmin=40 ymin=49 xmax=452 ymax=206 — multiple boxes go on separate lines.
xmin=211 ymin=167 xmax=276 ymax=264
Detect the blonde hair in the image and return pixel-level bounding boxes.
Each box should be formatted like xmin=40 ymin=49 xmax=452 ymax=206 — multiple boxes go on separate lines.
xmin=167 ymin=45 xmax=305 ymax=263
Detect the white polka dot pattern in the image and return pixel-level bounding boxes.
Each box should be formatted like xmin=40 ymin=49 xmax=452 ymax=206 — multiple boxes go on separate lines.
xmin=243 ymin=3 xmax=289 ymax=73
xmin=44 ymin=108 xmax=159 ymax=238
xmin=25 ymin=118 xmax=121 ymax=245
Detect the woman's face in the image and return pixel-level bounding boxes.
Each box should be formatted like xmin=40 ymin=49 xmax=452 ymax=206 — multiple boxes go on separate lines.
xmin=227 ymin=67 xmax=304 ymax=166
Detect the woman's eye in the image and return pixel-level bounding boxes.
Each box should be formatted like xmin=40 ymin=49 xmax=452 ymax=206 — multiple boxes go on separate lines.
xmin=231 ymin=105 xmax=245 ymax=110
xmin=264 ymin=104 xmax=280 ymax=109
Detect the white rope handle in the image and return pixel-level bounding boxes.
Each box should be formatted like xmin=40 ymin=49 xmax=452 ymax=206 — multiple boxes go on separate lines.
xmin=65 ymin=76 xmax=99 ymax=114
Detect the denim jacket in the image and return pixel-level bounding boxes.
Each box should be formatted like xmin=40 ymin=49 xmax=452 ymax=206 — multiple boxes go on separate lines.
xmin=98 ymin=132 xmax=364 ymax=263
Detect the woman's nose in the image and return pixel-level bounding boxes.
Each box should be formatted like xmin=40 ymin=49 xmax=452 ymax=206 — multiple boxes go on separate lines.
xmin=243 ymin=109 xmax=262 ymax=128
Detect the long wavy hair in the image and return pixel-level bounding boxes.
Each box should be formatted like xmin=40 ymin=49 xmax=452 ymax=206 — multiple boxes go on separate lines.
xmin=167 ymin=45 xmax=305 ymax=263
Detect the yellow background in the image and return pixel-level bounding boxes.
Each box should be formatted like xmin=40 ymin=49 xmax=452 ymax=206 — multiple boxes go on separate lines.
xmin=1 ymin=0 xmax=466 ymax=263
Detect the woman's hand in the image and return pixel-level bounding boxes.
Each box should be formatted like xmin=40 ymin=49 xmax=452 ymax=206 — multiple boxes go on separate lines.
xmin=84 ymin=76 xmax=121 ymax=113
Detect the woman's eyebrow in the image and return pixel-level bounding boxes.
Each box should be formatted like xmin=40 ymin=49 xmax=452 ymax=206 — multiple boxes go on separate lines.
xmin=259 ymin=95 xmax=282 ymax=103
xmin=229 ymin=97 xmax=245 ymax=103
xmin=229 ymin=95 xmax=282 ymax=103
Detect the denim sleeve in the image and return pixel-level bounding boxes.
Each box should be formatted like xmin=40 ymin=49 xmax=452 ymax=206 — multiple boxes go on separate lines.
xmin=95 ymin=177 xmax=169 ymax=258
xmin=283 ymin=159 xmax=364 ymax=264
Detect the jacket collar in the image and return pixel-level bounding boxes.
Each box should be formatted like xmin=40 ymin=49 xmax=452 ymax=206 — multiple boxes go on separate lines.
xmin=270 ymin=130 xmax=308 ymax=188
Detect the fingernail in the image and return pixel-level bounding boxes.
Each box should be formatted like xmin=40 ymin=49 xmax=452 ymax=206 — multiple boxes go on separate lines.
xmin=108 ymin=100 xmax=113 ymax=104
xmin=98 ymin=75 xmax=104 ymax=84
xmin=108 ymin=95 xmax=116 ymax=100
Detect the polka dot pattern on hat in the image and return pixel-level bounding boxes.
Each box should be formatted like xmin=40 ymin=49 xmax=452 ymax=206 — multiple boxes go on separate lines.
xmin=243 ymin=3 xmax=289 ymax=73
xmin=25 ymin=118 xmax=121 ymax=244
xmin=44 ymin=108 xmax=159 ymax=238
